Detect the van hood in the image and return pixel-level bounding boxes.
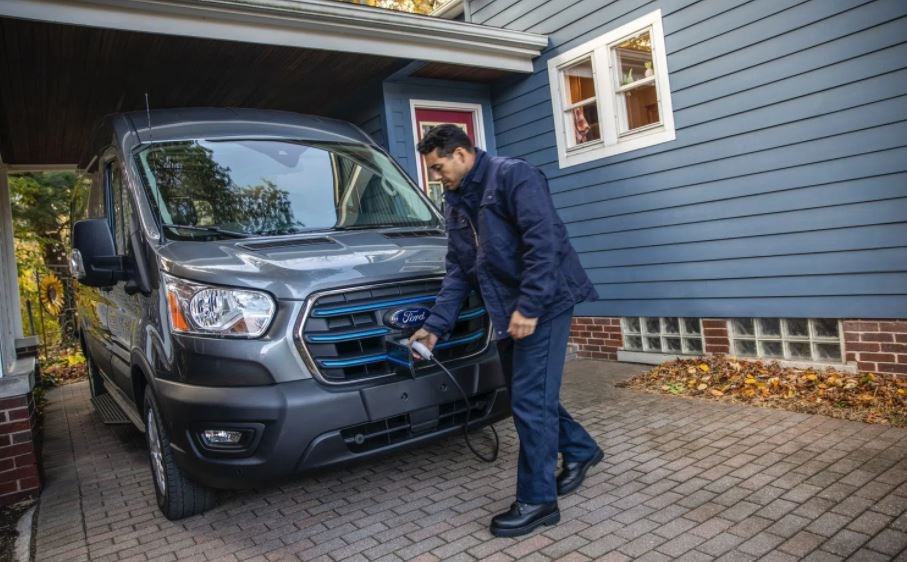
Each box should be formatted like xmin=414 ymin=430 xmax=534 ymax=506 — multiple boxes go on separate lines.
xmin=156 ymin=230 xmax=448 ymax=300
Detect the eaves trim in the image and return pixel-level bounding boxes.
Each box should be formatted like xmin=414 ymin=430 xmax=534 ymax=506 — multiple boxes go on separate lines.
xmin=1 ymin=0 xmax=548 ymax=72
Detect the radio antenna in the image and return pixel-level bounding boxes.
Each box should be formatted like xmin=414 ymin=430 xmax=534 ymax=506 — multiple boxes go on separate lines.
xmin=144 ymin=92 xmax=154 ymax=144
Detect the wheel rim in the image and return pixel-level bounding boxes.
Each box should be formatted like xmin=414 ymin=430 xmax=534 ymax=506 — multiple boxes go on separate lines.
xmin=147 ymin=408 xmax=167 ymax=496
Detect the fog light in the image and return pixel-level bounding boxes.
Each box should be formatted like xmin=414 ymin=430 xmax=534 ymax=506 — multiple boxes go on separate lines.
xmin=201 ymin=429 xmax=243 ymax=446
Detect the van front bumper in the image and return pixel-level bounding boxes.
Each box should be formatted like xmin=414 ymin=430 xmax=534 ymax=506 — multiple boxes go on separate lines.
xmin=153 ymin=354 xmax=509 ymax=489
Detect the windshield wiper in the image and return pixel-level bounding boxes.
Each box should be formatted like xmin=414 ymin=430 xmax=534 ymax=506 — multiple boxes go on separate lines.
xmin=161 ymin=224 xmax=250 ymax=238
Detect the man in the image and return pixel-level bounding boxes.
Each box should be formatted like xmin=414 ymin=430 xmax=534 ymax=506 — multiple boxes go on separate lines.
xmin=409 ymin=124 xmax=603 ymax=537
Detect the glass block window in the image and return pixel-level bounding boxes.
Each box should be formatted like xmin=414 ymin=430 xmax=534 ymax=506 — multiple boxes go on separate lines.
xmin=622 ymin=317 xmax=703 ymax=354
xmin=730 ymin=318 xmax=842 ymax=362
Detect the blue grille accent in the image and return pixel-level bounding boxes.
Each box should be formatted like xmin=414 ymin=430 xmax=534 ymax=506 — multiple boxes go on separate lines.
xmin=306 ymin=327 xmax=390 ymax=343
xmin=457 ymin=307 xmax=486 ymax=321
xmin=319 ymin=353 xmax=389 ymax=368
xmin=436 ymin=330 xmax=486 ymax=350
xmin=312 ymin=295 xmax=437 ymax=317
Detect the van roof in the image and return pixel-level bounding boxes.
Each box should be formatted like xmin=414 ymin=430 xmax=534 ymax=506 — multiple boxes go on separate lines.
xmin=82 ymin=108 xmax=374 ymax=167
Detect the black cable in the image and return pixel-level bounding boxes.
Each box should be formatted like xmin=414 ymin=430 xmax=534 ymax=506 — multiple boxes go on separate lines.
xmin=406 ymin=341 xmax=499 ymax=463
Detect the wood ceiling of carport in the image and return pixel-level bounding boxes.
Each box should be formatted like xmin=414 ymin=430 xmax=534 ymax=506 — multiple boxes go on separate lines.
xmin=0 ymin=17 xmax=409 ymax=166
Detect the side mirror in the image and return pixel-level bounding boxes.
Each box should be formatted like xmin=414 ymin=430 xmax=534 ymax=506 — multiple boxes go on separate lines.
xmin=70 ymin=219 xmax=127 ymax=287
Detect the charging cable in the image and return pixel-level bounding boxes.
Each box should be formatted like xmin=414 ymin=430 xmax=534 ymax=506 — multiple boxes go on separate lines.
xmin=404 ymin=339 xmax=499 ymax=463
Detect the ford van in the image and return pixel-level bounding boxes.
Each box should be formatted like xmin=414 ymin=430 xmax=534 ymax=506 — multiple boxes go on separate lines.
xmin=70 ymin=108 xmax=508 ymax=520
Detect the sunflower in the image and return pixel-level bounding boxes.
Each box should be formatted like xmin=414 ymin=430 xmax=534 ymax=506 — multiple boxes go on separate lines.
xmin=40 ymin=273 xmax=65 ymax=315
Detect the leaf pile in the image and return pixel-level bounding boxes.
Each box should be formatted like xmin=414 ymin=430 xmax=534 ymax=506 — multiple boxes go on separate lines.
xmin=41 ymin=346 xmax=87 ymax=385
xmin=619 ymin=354 xmax=907 ymax=427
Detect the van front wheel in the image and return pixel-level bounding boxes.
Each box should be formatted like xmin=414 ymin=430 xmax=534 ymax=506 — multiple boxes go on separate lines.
xmin=143 ymin=390 xmax=216 ymax=520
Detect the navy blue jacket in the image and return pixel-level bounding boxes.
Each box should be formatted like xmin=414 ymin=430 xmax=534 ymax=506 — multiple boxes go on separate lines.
xmin=422 ymin=150 xmax=598 ymax=340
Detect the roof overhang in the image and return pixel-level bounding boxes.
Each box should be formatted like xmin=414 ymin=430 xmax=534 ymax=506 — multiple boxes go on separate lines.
xmin=0 ymin=0 xmax=547 ymax=72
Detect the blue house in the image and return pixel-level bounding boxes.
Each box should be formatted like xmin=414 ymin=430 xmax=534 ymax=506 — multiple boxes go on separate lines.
xmin=0 ymin=0 xmax=904 ymax=503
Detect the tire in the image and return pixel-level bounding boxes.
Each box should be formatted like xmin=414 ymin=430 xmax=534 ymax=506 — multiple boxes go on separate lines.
xmin=86 ymin=351 xmax=107 ymax=398
xmin=143 ymin=389 xmax=216 ymax=520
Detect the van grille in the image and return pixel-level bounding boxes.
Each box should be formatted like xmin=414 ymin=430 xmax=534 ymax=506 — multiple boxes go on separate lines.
xmin=298 ymin=279 xmax=490 ymax=384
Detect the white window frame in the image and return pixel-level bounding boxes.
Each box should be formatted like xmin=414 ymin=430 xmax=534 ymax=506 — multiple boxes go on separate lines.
xmin=547 ymin=9 xmax=675 ymax=168
xmin=409 ymin=99 xmax=485 ymax=193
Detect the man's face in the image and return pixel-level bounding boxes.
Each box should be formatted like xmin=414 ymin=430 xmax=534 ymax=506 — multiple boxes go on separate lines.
xmin=424 ymin=147 xmax=474 ymax=191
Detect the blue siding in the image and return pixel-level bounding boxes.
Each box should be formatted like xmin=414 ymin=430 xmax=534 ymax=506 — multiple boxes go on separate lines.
xmin=382 ymin=78 xmax=497 ymax=183
xmin=468 ymin=0 xmax=907 ymax=318
xmin=339 ymin=93 xmax=388 ymax=150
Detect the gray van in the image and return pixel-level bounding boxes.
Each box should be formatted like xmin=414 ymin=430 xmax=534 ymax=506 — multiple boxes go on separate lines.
xmin=70 ymin=108 xmax=509 ymax=520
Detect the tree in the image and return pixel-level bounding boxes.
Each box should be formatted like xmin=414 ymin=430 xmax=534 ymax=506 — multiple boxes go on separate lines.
xmin=10 ymin=172 xmax=82 ymax=345
xmin=343 ymin=0 xmax=449 ymax=15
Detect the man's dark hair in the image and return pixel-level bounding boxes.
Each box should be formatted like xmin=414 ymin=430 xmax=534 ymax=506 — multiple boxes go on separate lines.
xmin=417 ymin=124 xmax=475 ymax=157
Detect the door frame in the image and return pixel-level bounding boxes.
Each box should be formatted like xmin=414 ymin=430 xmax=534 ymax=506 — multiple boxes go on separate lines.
xmin=409 ymin=99 xmax=486 ymax=193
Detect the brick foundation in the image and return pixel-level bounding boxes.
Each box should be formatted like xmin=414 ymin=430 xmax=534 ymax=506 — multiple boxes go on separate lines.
xmin=702 ymin=319 xmax=731 ymax=354
xmin=842 ymin=320 xmax=907 ymax=376
xmin=570 ymin=316 xmax=907 ymax=377
xmin=0 ymin=393 xmax=40 ymax=505
xmin=569 ymin=317 xmax=621 ymax=360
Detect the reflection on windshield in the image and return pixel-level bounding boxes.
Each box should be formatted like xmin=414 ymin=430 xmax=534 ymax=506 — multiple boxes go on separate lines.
xmin=135 ymin=139 xmax=437 ymax=240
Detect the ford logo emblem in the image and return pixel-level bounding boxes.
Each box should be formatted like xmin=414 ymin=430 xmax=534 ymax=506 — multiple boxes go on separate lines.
xmin=384 ymin=307 xmax=430 ymax=329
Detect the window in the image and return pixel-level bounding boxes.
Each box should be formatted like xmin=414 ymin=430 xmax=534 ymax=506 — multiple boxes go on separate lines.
xmin=622 ymin=317 xmax=703 ymax=354
xmin=106 ymin=159 xmax=131 ymax=255
xmin=547 ymin=10 xmax=675 ymax=168
xmin=729 ymin=319 xmax=842 ymax=363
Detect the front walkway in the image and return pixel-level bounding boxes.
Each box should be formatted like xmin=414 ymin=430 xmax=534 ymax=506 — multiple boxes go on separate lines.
xmin=34 ymin=361 xmax=907 ymax=561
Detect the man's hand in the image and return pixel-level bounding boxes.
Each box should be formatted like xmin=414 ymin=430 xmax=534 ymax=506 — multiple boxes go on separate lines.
xmin=408 ymin=328 xmax=439 ymax=360
xmin=508 ymin=310 xmax=538 ymax=340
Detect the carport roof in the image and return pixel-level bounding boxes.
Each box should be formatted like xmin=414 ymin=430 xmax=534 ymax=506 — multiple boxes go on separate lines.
xmin=0 ymin=0 xmax=547 ymax=167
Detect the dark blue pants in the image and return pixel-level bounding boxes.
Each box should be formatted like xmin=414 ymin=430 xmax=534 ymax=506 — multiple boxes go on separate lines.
xmin=496 ymin=306 xmax=600 ymax=504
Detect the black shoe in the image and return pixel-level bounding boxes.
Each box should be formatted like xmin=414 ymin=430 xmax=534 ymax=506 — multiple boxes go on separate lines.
xmin=557 ymin=447 xmax=604 ymax=496
xmin=489 ymin=501 xmax=560 ymax=537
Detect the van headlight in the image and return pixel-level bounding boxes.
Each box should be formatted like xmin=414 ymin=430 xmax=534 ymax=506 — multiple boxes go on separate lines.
xmin=162 ymin=273 xmax=275 ymax=338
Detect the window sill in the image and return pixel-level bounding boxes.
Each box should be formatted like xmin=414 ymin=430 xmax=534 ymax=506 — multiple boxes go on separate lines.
xmin=616 ymin=349 xmax=857 ymax=373
xmin=560 ymin=127 xmax=675 ymax=168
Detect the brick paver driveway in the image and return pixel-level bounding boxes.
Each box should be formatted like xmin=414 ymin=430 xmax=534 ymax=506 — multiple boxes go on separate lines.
xmin=35 ymin=361 xmax=907 ymax=561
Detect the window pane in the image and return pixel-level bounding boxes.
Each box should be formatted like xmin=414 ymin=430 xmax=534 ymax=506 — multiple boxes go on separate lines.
xmin=663 ymin=318 xmax=679 ymax=334
xmin=735 ymin=339 xmax=757 ymax=356
xmin=682 ymin=318 xmax=701 ymax=335
xmin=563 ymin=59 xmax=596 ymax=104
xmin=815 ymin=343 xmax=841 ymax=361
xmin=664 ymin=337 xmax=682 ymax=352
xmin=614 ymin=31 xmax=653 ymax=86
xmin=788 ymin=341 xmax=811 ymax=359
xmin=624 ymin=317 xmax=641 ymax=333
xmin=625 ymin=335 xmax=642 ymax=350
xmin=760 ymin=340 xmax=783 ymax=358
xmin=644 ymin=318 xmax=660 ymax=334
xmin=568 ymin=103 xmax=601 ymax=145
xmin=621 ymin=83 xmax=660 ymax=131
xmin=684 ymin=338 xmax=703 ymax=354
xmin=645 ymin=336 xmax=661 ymax=351
xmin=732 ymin=319 xmax=755 ymax=336
xmin=758 ymin=318 xmax=781 ymax=337
xmin=813 ymin=319 xmax=839 ymax=339
xmin=786 ymin=319 xmax=809 ymax=338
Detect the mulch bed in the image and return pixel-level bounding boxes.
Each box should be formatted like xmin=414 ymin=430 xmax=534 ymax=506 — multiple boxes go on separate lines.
xmin=618 ymin=354 xmax=907 ymax=427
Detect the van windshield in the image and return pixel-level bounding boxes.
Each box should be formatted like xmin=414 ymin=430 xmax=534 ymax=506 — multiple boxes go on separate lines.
xmin=135 ymin=139 xmax=438 ymax=240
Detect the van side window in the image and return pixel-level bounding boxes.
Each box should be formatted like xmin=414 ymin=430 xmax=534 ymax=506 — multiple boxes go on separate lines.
xmin=106 ymin=159 xmax=132 ymax=255
xmin=86 ymin=169 xmax=106 ymax=219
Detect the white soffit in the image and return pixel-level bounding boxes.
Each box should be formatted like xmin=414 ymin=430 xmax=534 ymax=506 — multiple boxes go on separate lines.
xmin=0 ymin=0 xmax=547 ymax=72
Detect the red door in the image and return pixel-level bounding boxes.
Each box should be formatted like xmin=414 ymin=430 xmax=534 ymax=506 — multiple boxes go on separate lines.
xmin=414 ymin=107 xmax=479 ymax=207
